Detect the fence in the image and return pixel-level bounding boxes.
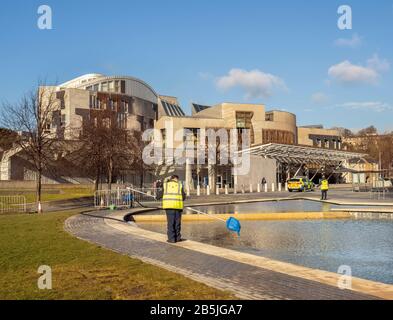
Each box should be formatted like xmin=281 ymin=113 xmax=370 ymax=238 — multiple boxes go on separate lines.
xmin=0 ymin=196 xmax=27 ymax=214
xmin=94 ymin=187 xmax=160 ymax=209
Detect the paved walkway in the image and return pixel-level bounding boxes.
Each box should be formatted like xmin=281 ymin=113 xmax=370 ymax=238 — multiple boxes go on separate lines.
xmin=65 ymin=209 xmax=391 ymax=300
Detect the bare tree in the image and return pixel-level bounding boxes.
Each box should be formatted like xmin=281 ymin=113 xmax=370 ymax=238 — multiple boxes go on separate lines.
xmin=0 ymin=86 xmax=60 ymax=213
xmin=76 ymin=109 xmax=145 ymax=191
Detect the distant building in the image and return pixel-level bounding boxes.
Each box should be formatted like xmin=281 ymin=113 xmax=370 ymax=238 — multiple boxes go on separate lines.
xmin=1 ymin=73 xmax=348 ymax=186
xmin=154 ymin=102 xmax=343 ymax=190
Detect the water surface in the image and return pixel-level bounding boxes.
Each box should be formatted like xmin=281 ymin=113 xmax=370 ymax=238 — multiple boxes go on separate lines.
xmin=140 ymin=219 xmax=393 ymax=284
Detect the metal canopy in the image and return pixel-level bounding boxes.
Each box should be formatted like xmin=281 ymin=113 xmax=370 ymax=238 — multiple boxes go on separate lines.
xmin=239 ymin=143 xmax=366 ymax=166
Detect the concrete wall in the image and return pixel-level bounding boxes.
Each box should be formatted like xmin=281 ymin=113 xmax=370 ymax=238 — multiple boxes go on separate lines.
xmin=64 ymin=88 xmax=90 ymax=139
xmin=298 ymin=127 xmax=341 ymax=147
xmin=235 ymin=156 xmax=277 ymax=188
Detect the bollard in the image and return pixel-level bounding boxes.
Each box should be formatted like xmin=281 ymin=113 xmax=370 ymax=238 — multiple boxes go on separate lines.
xmin=278 ymin=183 xmax=282 ymax=192
xmin=250 ymin=184 xmax=253 ymax=193
xmin=285 ymin=182 xmax=288 ymax=191
xmin=197 ymin=185 xmax=201 ymax=196
xmin=272 ymin=183 xmax=275 ymax=192
xmin=225 ymin=185 xmax=229 ymax=195
xmin=241 ymin=184 xmax=245 ymax=194
xmin=234 ymin=185 xmax=237 ymax=194
xmin=216 ymin=186 xmax=220 ymax=195
xmin=257 ymin=183 xmax=261 ymax=193
xmin=264 ymin=184 xmax=268 ymax=193
xmin=207 ymin=186 xmax=210 ymax=196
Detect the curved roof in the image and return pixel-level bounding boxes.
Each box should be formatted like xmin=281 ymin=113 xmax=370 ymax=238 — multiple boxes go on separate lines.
xmin=60 ymin=74 xmax=158 ymax=104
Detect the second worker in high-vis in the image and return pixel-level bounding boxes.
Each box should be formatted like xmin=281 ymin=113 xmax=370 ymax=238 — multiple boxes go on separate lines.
xmin=157 ymin=175 xmax=187 ymax=243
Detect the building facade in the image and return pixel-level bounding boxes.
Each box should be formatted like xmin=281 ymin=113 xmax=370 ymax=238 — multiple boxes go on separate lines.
xmin=1 ymin=73 xmax=346 ymax=186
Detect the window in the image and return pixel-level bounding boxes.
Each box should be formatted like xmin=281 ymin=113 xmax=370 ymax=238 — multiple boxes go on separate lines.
xmin=93 ymin=84 xmax=99 ymax=92
xmin=117 ymin=113 xmax=126 ymax=128
xmin=236 ymin=112 xmax=253 ymax=129
xmin=108 ymin=81 xmax=114 ymax=92
xmin=161 ymin=129 xmax=166 ymax=148
xmin=265 ymin=112 xmax=274 ymax=121
xmin=184 ymin=128 xmax=199 ymax=145
xmin=61 ymin=114 xmax=66 ymax=126
xmin=101 ymin=82 xmax=108 ymax=92
xmin=262 ymin=129 xmax=295 ymax=145
xmin=121 ymin=80 xmax=126 ymax=93
xmin=137 ymin=115 xmax=144 ymax=131
xmin=108 ymin=99 xmax=114 ymax=110
xmin=236 ymin=112 xmax=254 ymax=144
xmin=114 ymin=81 xmax=120 ymax=93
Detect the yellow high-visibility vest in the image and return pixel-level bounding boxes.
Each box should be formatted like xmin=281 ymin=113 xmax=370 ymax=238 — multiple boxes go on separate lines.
xmin=321 ymin=180 xmax=329 ymax=191
xmin=162 ymin=181 xmax=184 ymax=210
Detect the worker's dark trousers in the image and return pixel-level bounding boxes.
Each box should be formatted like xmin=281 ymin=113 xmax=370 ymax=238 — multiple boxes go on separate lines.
xmin=321 ymin=190 xmax=328 ymax=200
xmin=166 ymin=209 xmax=182 ymax=242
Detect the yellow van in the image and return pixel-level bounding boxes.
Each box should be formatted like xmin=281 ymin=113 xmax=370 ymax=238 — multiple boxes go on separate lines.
xmin=287 ymin=177 xmax=314 ymax=192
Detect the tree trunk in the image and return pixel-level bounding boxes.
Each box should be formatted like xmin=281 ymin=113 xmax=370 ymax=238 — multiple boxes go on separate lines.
xmin=94 ymin=167 xmax=100 ymax=192
xmin=108 ymin=158 xmax=113 ymax=192
xmin=36 ymin=170 xmax=42 ymax=214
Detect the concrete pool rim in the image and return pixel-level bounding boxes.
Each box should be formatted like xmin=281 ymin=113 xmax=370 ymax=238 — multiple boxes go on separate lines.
xmin=125 ymin=197 xmax=393 ymax=223
xmin=103 ymin=208 xmax=393 ymax=300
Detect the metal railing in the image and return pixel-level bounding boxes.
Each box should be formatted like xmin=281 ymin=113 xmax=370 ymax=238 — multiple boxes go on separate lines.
xmin=94 ymin=187 xmax=160 ymax=209
xmin=0 ymin=195 xmax=27 ymax=214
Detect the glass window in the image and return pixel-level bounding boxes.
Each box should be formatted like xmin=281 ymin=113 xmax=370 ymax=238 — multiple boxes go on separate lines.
xmin=114 ymin=81 xmax=120 ymax=93
xmin=61 ymin=114 xmax=66 ymax=126
xmin=108 ymin=81 xmax=114 ymax=92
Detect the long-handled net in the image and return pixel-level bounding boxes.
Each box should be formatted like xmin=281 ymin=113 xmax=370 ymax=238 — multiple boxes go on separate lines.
xmin=123 ymin=187 xmax=242 ymax=236
xmin=186 ymin=207 xmax=241 ymax=236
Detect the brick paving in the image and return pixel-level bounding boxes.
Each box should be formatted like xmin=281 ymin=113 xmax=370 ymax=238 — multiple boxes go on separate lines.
xmin=65 ymin=210 xmax=381 ymax=300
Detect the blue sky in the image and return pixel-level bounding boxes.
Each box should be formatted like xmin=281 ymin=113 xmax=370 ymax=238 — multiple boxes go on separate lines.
xmin=0 ymin=0 xmax=392 ymax=132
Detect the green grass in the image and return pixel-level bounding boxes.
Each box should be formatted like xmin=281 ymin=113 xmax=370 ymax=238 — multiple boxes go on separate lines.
xmin=0 ymin=187 xmax=93 ymax=203
xmin=0 ymin=211 xmax=235 ymax=300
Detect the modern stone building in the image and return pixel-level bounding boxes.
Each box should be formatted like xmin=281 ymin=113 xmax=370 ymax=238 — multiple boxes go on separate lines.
xmin=154 ymin=102 xmax=345 ymax=191
xmin=1 ymin=73 xmax=353 ymax=187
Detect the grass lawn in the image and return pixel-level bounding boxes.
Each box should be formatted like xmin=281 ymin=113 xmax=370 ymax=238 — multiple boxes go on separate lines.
xmin=0 ymin=187 xmax=93 ymax=203
xmin=0 ymin=211 xmax=234 ymax=300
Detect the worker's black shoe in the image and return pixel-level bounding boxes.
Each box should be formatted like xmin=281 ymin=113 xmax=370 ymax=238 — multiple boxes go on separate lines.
xmin=167 ymin=240 xmax=176 ymax=244
xmin=176 ymin=239 xmax=187 ymax=243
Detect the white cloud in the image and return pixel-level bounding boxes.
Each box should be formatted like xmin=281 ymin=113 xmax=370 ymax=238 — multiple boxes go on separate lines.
xmin=216 ymin=68 xmax=287 ymax=99
xmin=328 ymin=60 xmax=379 ymax=84
xmin=367 ymin=54 xmax=390 ymax=72
xmin=336 ymin=101 xmax=392 ymax=112
xmin=334 ymin=33 xmax=362 ymax=48
xmin=328 ymin=55 xmax=390 ymax=85
xmin=311 ymin=92 xmax=329 ymax=104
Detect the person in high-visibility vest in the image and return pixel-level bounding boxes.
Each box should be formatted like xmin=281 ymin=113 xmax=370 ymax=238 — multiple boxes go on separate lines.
xmin=157 ymin=175 xmax=186 ymax=243
xmin=320 ymin=176 xmax=329 ymax=200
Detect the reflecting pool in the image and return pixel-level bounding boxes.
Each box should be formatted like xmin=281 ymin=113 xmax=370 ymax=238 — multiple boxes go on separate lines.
xmin=184 ymin=200 xmax=331 ymax=215
xmin=140 ymin=218 xmax=393 ymax=284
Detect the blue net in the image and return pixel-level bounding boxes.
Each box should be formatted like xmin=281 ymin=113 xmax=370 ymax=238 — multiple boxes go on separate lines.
xmin=226 ymin=217 xmax=241 ymax=236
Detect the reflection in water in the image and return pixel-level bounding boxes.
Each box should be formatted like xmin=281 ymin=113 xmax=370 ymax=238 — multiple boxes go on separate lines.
xmin=184 ymin=200 xmax=331 ymax=215
xmin=140 ymin=219 xmax=393 ymax=284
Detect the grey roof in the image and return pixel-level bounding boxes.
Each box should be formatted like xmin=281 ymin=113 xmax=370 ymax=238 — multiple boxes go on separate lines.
xmin=192 ymin=103 xmax=212 ymax=114
xmin=161 ymin=100 xmax=186 ymax=117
